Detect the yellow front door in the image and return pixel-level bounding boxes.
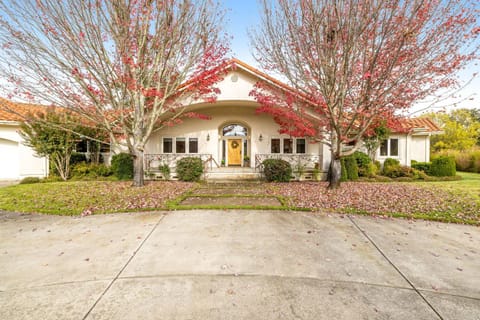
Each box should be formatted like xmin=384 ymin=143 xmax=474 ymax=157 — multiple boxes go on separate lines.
xmin=228 ymin=139 xmax=242 ymax=166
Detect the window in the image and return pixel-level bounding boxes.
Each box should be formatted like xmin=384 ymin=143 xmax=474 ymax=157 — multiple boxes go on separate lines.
xmin=271 ymin=138 xmax=280 ymax=153
xmin=163 ymin=138 xmax=173 ymax=153
xmin=380 ymin=139 xmax=399 ymax=157
xmin=222 ymin=124 xmax=247 ymax=136
xmin=176 ymin=138 xmax=186 ymax=153
xmin=283 ymin=138 xmax=293 ymax=154
xmin=296 ymin=139 xmax=306 ymax=154
xmin=189 ymin=138 xmax=198 ymax=153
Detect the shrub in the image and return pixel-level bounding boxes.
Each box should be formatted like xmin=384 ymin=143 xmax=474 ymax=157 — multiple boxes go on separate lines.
xmin=353 ymin=151 xmax=373 ymax=177
xmin=383 ymin=165 xmax=415 ymax=178
xmin=176 ymin=157 xmax=203 ymax=181
xmin=19 ymin=177 xmax=41 ymax=184
xmin=262 ymin=159 xmax=292 ymax=182
xmin=70 ymin=152 xmax=88 ymax=165
xmin=340 ymin=158 xmax=348 ymax=182
xmin=383 ymin=158 xmax=400 ymax=169
xmin=159 ymin=164 xmax=171 ymax=180
xmin=111 ymin=153 xmax=134 ymax=180
xmin=430 ymin=156 xmax=456 ymax=177
xmin=71 ymin=162 xmax=113 ymax=178
xmin=411 ymin=162 xmax=431 ymax=174
xmin=344 ymin=156 xmax=359 ymax=180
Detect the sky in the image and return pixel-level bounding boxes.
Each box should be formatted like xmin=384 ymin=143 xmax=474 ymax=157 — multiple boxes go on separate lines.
xmin=222 ymin=0 xmax=480 ymax=113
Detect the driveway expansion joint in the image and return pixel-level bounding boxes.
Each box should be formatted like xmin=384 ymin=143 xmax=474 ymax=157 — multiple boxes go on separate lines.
xmin=81 ymin=214 xmax=166 ymax=320
xmin=347 ymin=215 xmax=445 ymax=320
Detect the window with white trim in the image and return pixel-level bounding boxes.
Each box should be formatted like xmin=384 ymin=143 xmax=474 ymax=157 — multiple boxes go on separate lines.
xmin=189 ymin=138 xmax=198 ymax=153
xmin=270 ymin=138 xmax=307 ymax=154
xmin=380 ymin=139 xmax=399 ymax=157
xmin=163 ymin=138 xmax=173 ymax=153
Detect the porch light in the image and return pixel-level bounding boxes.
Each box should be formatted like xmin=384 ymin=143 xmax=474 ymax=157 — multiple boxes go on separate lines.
xmin=207 ymin=133 xmax=210 ymax=141
xmin=259 ymin=134 xmax=263 ymax=142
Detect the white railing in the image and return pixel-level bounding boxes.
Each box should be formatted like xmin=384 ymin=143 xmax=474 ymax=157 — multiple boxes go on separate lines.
xmin=144 ymin=153 xmax=215 ymax=174
xmin=255 ymin=154 xmax=321 ymax=172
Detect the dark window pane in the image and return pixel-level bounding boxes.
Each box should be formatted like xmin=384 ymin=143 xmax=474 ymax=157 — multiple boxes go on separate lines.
xmin=380 ymin=140 xmax=388 ymax=156
xmin=163 ymin=138 xmax=172 ymax=153
xmin=283 ymin=138 xmax=293 ymax=154
xmin=176 ymin=138 xmax=186 ymax=153
xmin=390 ymin=139 xmax=399 ymax=156
xmin=189 ymin=138 xmax=198 ymax=153
xmin=99 ymin=143 xmax=110 ymax=153
xmin=76 ymin=140 xmax=88 ymax=152
xmin=296 ymin=139 xmax=306 ymax=154
xmin=271 ymin=138 xmax=280 ymax=153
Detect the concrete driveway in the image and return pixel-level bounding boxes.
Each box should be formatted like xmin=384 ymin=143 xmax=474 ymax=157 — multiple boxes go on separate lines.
xmin=0 ymin=210 xmax=479 ymax=320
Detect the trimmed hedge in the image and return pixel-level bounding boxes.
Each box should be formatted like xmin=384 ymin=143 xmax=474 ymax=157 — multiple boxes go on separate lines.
xmin=71 ymin=162 xmax=113 ymax=178
xmin=176 ymin=157 xmax=203 ymax=181
xmin=411 ymin=162 xmax=431 ymax=174
xmin=111 ymin=153 xmax=134 ymax=180
xmin=263 ymin=159 xmax=292 ymax=182
xmin=430 ymin=156 xmax=456 ymax=177
xmin=344 ymin=156 xmax=359 ymax=180
xmin=340 ymin=158 xmax=348 ymax=182
xmin=353 ymin=151 xmax=373 ymax=177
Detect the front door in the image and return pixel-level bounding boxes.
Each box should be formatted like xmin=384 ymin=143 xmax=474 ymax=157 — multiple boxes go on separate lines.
xmin=228 ymin=139 xmax=242 ymax=166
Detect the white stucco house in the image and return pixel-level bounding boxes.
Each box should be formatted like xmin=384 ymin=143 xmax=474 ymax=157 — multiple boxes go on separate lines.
xmin=0 ymin=59 xmax=441 ymax=181
xmin=143 ymin=59 xmax=441 ymax=180
xmin=0 ymin=98 xmax=49 ymax=181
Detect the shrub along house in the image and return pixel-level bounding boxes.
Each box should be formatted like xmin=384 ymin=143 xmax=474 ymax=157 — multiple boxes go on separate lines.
xmin=143 ymin=59 xmax=442 ymax=180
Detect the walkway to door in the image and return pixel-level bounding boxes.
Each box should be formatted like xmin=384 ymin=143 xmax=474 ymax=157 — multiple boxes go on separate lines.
xmin=172 ymin=181 xmax=289 ymax=210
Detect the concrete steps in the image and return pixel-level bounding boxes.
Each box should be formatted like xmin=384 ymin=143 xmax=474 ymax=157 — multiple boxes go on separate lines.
xmin=204 ymin=167 xmax=262 ymax=181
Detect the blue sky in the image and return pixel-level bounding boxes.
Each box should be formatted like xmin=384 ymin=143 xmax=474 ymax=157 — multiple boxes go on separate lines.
xmin=222 ymin=0 xmax=479 ymax=111
xmin=223 ymin=0 xmax=259 ymax=66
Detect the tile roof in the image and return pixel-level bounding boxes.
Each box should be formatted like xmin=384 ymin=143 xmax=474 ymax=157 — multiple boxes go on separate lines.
xmin=397 ymin=117 xmax=442 ymax=133
xmin=0 ymin=98 xmax=48 ymax=122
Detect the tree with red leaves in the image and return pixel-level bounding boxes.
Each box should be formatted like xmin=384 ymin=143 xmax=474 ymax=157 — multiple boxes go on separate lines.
xmin=0 ymin=0 xmax=229 ymax=186
xmin=251 ymin=0 xmax=479 ymax=188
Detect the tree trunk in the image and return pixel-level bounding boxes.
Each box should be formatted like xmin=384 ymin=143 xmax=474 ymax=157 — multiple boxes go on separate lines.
xmin=132 ymin=149 xmax=145 ymax=187
xmin=327 ymin=158 xmax=341 ymax=189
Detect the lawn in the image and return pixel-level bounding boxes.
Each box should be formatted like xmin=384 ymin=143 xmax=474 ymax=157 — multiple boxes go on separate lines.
xmin=268 ymin=172 xmax=480 ymax=225
xmin=416 ymin=171 xmax=480 ymax=203
xmin=0 ymin=180 xmax=194 ymax=215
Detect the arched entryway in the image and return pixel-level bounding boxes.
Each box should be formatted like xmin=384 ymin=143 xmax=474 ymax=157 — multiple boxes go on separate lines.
xmin=219 ymin=122 xmax=250 ymax=167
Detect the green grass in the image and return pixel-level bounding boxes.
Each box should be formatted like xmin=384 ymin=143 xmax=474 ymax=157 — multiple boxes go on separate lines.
xmin=415 ymin=171 xmax=480 ymax=204
xmin=0 ymin=180 xmax=194 ymax=215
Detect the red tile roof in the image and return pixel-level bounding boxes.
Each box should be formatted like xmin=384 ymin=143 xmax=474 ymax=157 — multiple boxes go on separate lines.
xmin=397 ymin=117 xmax=442 ymax=133
xmin=0 ymin=98 xmax=48 ymax=122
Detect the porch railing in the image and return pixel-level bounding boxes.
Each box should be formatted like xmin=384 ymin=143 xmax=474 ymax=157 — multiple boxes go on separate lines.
xmin=255 ymin=154 xmax=322 ymax=172
xmin=144 ymin=153 xmax=216 ymax=175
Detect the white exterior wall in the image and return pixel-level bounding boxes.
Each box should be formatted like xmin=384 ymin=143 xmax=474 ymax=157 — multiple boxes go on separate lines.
xmin=146 ymin=105 xmax=323 ymax=168
xmin=0 ymin=123 xmax=49 ymax=180
xmin=376 ymin=133 xmax=431 ymax=166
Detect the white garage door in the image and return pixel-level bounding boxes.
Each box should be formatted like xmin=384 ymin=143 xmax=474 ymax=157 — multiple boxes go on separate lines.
xmin=0 ymin=138 xmax=20 ymax=180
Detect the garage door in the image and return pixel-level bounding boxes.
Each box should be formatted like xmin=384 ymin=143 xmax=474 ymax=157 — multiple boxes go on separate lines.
xmin=0 ymin=138 xmax=20 ymax=180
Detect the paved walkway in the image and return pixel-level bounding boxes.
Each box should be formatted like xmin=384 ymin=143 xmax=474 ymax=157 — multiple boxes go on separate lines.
xmin=0 ymin=210 xmax=479 ymax=319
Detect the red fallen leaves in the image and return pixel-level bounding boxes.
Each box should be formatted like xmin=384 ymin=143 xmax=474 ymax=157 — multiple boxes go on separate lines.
xmin=78 ymin=181 xmax=194 ymax=215
xmin=268 ymin=182 xmax=480 ymax=223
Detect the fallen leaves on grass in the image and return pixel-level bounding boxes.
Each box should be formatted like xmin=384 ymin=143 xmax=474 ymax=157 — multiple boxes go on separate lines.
xmin=268 ymin=182 xmax=480 ymax=224
xmin=0 ymin=181 xmax=194 ymax=215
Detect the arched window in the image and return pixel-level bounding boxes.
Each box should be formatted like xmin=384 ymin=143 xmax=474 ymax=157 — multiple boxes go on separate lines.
xmin=222 ymin=124 xmax=248 ymax=137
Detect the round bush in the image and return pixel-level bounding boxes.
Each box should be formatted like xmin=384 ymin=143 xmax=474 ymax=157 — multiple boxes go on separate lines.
xmin=111 ymin=153 xmax=134 ymax=180
xmin=430 ymin=156 xmax=456 ymax=177
xmin=262 ymin=159 xmax=292 ymax=182
xmin=176 ymin=157 xmax=203 ymax=181
xmin=353 ymin=151 xmax=372 ymax=177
